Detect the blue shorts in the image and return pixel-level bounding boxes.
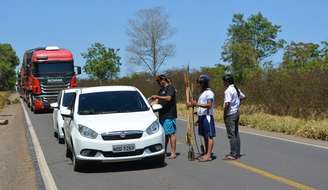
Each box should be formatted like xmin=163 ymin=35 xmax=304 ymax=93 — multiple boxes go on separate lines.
xmin=159 ymin=119 xmax=176 ymax=135
xmin=198 ymin=115 xmax=216 ymax=138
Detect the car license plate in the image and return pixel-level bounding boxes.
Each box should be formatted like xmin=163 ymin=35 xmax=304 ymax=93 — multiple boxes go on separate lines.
xmin=112 ymin=144 xmax=135 ymax=153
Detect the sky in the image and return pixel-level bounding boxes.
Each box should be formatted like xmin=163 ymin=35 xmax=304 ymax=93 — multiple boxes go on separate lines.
xmin=1 ymin=0 xmax=327 ymax=77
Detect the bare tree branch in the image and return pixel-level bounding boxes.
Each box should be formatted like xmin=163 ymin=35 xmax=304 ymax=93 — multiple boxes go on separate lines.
xmin=127 ymin=7 xmax=175 ymax=76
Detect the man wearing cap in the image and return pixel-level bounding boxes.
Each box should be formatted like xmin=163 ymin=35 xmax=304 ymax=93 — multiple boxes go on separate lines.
xmin=222 ymin=74 xmax=246 ymax=160
xmin=187 ymin=74 xmax=216 ymax=162
xmin=150 ymin=75 xmax=177 ymax=159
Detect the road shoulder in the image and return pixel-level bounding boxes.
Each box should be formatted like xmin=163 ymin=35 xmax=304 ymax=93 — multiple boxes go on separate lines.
xmin=179 ymin=118 xmax=328 ymax=149
xmin=0 ymin=101 xmax=39 ymax=190
xmin=215 ymin=122 xmax=328 ymax=149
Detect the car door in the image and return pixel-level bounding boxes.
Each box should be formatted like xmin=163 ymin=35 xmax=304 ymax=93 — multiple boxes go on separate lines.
xmin=53 ymin=91 xmax=62 ymax=132
xmin=63 ymin=93 xmax=77 ymax=149
xmin=57 ymin=91 xmax=66 ymax=132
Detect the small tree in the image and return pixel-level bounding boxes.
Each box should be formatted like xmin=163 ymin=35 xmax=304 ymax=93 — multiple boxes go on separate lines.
xmin=0 ymin=43 xmax=19 ymax=90
xmin=282 ymin=42 xmax=320 ymax=69
xmin=127 ymin=7 xmax=175 ymax=77
xmin=81 ymin=42 xmax=121 ymax=85
xmin=222 ymin=12 xmax=285 ymax=82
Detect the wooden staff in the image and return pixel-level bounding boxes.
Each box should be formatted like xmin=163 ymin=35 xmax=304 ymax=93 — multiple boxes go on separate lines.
xmin=184 ymin=66 xmax=195 ymax=161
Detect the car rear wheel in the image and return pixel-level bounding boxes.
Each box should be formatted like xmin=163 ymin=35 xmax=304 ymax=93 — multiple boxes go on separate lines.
xmin=54 ymin=131 xmax=58 ymax=139
xmin=65 ymin=144 xmax=72 ymax=158
xmin=58 ymin=137 xmax=65 ymax=144
xmin=57 ymin=126 xmax=64 ymax=144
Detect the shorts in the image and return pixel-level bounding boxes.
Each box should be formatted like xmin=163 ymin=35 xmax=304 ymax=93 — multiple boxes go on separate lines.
xmin=159 ymin=119 xmax=176 ymax=135
xmin=198 ymin=115 xmax=216 ymax=138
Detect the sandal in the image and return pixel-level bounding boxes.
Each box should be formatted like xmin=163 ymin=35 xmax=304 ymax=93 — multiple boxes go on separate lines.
xmin=223 ymin=155 xmax=237 ymax=160
xmin=198 ymin=156 xmax=212 ymax=162
xmin=168 ymin=154 xmax=177 ymax=159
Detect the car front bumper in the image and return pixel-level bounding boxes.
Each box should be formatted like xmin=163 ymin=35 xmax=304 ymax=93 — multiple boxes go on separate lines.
xmin=73 ymin=129 xmax=165 ymax=162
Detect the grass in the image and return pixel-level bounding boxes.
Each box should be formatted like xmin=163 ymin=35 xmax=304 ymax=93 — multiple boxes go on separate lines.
xmin=177 ymin=103 xmax=328 ymax=141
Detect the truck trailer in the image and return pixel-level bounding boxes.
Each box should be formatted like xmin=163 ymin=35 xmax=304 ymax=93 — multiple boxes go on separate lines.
xmin=19 ymin=46 xmax=81 ymax=113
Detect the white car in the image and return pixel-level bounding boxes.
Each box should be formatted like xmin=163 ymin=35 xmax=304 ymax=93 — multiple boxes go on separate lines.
xmin=51 ymin=88 xmax=78 ymax=144
xmin=61 ymin=86 xmax=165 ymax=171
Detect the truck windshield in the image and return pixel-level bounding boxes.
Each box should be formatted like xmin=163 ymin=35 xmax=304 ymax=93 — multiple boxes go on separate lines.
xmin=33 ymin=61 xmax=74 ymax=76
xmin=78 ymin=91 xmax=149 ymax=115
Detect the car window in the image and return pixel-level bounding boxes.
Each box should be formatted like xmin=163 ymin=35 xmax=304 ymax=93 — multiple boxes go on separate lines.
xmin=78 ymin=91 xmax=149 ymax=115
xmin=62 ymin=92 xmax=75 ymax=107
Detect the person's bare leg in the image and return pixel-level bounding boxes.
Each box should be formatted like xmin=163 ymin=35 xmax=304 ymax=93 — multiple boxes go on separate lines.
xmin=200 ymin=138 xmax=213 ymax=161
xmin=204 ymin=138 xmax=214 ymax=160
xmin=169 ymin=134 xmax=177 ymax=159
xmin=204 ymin=137 xmax=209 ymax=154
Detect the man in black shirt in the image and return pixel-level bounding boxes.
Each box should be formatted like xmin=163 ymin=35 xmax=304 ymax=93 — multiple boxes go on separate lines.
xmin=150 ymin=74 xmax=177 ymax=159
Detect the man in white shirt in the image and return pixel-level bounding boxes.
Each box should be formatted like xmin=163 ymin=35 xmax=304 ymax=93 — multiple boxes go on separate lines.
xmin=187 ymin=74 xmax=216 ymax=162
xmin=222 ymin=74 xmax=246 ymax=160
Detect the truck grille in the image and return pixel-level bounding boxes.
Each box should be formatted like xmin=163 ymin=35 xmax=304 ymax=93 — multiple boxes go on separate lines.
xmin=101 ymin=130 xmax=143 ymax=141
xmin=40 ymin=83 xmax=70 ymax=103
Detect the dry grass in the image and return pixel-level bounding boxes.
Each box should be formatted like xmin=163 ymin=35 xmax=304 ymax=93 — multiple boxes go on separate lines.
xmin=0 ymin=91 xmax=11 ymax=110
xmin=177 ymin=103 xmax=328 ymax=141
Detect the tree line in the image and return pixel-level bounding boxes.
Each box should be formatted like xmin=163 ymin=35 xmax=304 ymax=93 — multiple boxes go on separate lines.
xmin=81 ymin=9 xmax=328 ymax=119
xmin=1 ymin=7 xmax=327 ymax=119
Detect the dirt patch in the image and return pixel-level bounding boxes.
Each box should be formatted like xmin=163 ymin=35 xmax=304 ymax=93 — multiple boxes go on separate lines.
xmin=0 ymin=100 xmax=38 ymax=190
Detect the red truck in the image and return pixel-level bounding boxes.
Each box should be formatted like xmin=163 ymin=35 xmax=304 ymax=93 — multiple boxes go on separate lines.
xmin=19 ymin=46 xmax=81 ymax=113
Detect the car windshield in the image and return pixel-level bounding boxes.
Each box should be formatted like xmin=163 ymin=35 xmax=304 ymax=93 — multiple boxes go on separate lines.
xmin=78 ymin=91 xmax=149 ymax=115
xmin=62 ymin=92 xmax=75 ymax=107
xmin=32 ymin=61 xmax=74 ymax=76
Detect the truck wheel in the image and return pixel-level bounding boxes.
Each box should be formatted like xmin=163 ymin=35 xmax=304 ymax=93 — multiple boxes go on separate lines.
xmin=29 ymin=96 xmax=34 ymax=111
xmin=27 ymin=94 xmax=31 ymax=108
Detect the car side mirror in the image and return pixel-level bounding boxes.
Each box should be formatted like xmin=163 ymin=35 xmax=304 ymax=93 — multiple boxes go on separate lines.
xmin=50 ymin=102 xmax=59 ymax=109
xmin=152 ymin=104 xmax=162 ymax=112
xmin=75 ymin=66 xmax=82 ymax=75
xmin=61 ymin=109 xmax=73 ymax=118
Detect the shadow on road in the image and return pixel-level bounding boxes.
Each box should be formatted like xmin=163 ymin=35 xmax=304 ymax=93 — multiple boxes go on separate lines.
xmin=77 ymin=160 xmax=167 ymax=173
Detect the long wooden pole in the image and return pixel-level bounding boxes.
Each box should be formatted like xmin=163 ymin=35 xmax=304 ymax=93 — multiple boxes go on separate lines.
xmin=184 ymin=66 xmax=195 ymax=161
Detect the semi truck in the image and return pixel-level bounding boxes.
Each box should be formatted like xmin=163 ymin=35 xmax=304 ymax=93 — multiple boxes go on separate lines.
xmin=19 ymin=46 xmax=81 ymax=113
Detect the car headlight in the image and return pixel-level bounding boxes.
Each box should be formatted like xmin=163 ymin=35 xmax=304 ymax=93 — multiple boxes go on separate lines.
xmin=78 ymin=124 xmax=98 ymax=139
xmin=146 ymin=120 xmax=160 ymax=135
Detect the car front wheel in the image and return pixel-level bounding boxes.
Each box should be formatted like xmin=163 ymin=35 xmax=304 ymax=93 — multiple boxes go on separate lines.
xmin=152 ymin=154 xmax=165 ymax=166
xmin=72 ymin=151 xmax=85 ymax=172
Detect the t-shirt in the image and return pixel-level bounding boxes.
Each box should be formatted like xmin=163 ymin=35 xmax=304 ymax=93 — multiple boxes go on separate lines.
xmin=158 ymin=85 xmax=177 ymax=119
xmin=224 ymin=84 xmax=246 ymax=116
xmin=197 ymin=89 xmax=215 ymax=116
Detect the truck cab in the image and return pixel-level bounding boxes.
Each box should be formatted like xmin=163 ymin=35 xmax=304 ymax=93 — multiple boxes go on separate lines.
xmin=20 ymin=46 xmax=81 ymax=112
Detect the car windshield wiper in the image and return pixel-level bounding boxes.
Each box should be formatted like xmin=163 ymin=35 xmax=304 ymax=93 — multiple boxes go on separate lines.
xmin=78 ymin=110 xmax=97 ymax=115
xmin=117 ymin=108 xmax=148 ymax=113
xmin=97 ymin=111 xmax=120 ymax=114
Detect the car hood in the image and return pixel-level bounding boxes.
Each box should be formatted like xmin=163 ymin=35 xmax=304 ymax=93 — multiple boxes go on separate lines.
xmin=76 ymin=111 xmax=157 ymax=134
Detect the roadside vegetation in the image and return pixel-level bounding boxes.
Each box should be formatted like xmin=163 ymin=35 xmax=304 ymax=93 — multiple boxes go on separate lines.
xmin=79 ymin=11 xmax=328 ymax=141
xmin=177 ymin=104 xmax=328 ymax=141
xmin=0 ymin=91 xmax=11 ymax=110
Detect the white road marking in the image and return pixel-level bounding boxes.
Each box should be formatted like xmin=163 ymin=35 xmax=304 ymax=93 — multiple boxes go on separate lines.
xmin=20 ymin=99 xmax=58 ymax=190
xmin=177 ymin=118 xmax=328 ymax=150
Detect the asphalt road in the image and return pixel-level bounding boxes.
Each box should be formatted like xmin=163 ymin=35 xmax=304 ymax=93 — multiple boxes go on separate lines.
xmin=24 ymin=103 xmax=328 ymax=190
